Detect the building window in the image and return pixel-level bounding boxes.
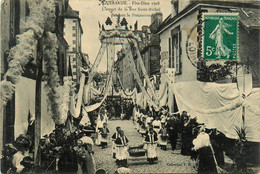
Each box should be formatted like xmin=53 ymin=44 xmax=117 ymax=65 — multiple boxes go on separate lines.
xmin=72 ymin=33 xmax=77 ymax=37
xmin=72 ymin=26 xmax=76 ymax=30
xmin=72 ymin=47 xmax=76 ymax=52
xmin=73 ymin=19 xmax=77 ymax=23
xmin=171 ymin=26 xmax=182 ymax=74
xmin=169 ymin=38 xmax=172 ymax=68
xmin=73 ymin=40 xmax=77 ymax=44
xmin=25 ymin=2 xmax=30 ymax=16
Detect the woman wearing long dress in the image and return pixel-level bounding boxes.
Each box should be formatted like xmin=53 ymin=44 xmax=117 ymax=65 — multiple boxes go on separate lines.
xmin=77 ymin=136 xmax=96 ymax=174
xmin=181 ymin=115 xmax=192 ymax=155
xmin=115 ymin=131 xmax=129 ymax=167
xmin=209 ymin=18 xmax=233 ymax=59
xmin=144 ymin=127 xmax=158 ymax=164
xmin=95 ymin=114 xmax=104 ymax=145
xmin=193 ymin=127 xmax=217 ymax=174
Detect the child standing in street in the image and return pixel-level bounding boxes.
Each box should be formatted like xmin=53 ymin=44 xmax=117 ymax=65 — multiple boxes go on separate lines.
xmin=158 ymin=123 xmax=168 ymax=150
xmin=100 ymin=123 xmax=109 ymax=149
xmin=115 ymin=130 xmax=129 ymax=167
xmin=111 ymin=126 xmax=121 ymax=158
xmin=144 ymin=127 xmax=158 ymax=164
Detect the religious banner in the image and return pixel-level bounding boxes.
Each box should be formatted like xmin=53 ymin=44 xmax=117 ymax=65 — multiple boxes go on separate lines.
xmin=203 ymin=13 xmax=238 ymax=60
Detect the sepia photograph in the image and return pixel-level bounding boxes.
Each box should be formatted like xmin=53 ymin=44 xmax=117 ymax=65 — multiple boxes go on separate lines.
xmin=0 ymin=0 xmax=260 ymax=173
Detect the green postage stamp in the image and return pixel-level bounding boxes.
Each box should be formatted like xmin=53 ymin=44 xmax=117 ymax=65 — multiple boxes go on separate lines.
xmin=203 ymin=13 xmax=238 ymax=60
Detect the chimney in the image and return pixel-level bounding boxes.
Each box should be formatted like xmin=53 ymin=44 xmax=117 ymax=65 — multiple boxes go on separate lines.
xmin=151 ymin=12 xmax=163 ymax=26
xmin=171 ymin=0 xmax=178 ymax=17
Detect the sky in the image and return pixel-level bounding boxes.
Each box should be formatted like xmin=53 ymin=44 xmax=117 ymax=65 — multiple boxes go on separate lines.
xmin=69 ymin=0 xmax=172 ymax=71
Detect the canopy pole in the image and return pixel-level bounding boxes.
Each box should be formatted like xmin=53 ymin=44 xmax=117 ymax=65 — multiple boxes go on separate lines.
xmin=34 ymin=35 xmax=44 ymax=167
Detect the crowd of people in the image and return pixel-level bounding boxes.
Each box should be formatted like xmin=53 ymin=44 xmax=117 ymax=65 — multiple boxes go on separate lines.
xmin=132 ymin=105 xmax=226 ymax=173
xmin=1 ymin=102 xmax=227 ymax=174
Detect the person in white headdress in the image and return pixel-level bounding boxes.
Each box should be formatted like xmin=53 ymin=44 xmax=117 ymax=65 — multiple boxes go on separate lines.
xmin=76 ymin=136 xmax=96 ymax=174
xmin=144 ymin=127 xmax=158 ymax=164
xmin=139 ymin=112 xmax=147 ymax=137
xmin=192 ymin=125 xmax=217 ymax=174
xmin=95 ymin=110 xmax=105 ymax=145
xmin=103 ymin=109 xmax=109 ymax=124
xmin=115 ymin=130 xmax=129 ymax=167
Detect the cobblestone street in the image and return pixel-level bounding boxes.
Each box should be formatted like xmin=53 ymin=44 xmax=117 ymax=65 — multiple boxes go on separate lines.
xmin=94 ymin=120 xmax=197 ymax=173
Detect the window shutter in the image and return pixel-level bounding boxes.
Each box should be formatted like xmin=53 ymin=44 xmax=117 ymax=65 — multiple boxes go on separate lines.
xmin=169 ymin=38 xmax=171 ymax=68
xmin=179 ymin=31 xmax=182 ymax=74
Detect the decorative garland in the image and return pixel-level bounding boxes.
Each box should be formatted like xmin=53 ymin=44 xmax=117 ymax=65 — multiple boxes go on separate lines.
xmin=0 ymin=0 xmax=55 ymax=110
xmin=99 ymin=30 xmax=141 ymax=42
xmin=43 ymin=32 xmax=74 ymax=125
xmin=0 ymin=0 xmax=75 ymax=125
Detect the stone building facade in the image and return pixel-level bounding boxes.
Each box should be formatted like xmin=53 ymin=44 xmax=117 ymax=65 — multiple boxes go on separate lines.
xmin=0 ymin=0 xmax=70 ymax=154
xmin=158 ymin=0 xmax=260 ymax=87
xmin=64 ymin=6 xmax=87 ymax=84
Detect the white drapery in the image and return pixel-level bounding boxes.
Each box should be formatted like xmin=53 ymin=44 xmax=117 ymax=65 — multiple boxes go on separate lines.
xmin=15 ymin=77 xmax=55 ymax=139
xmin=172 ymin=81 xmax=260 ymax=142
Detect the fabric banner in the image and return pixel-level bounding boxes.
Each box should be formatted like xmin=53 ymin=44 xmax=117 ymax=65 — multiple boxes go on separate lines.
xmin=70 ymin=73 xmax=85 ymax=118
xmin=82 ymin=61 xmax=114 ymax=113
xmin=172 ymin=81 xmax=260 ymax=142
xmin=82 ymin=44 xmax=106 ymax=105
xmin=107 ymin=42 xmax=115 ymax=73
xmin=15 ymin=77 xmax=55 ymax=139
xmin=87 ymin=44 xmax=106 ymax=85
xmin=157 ymin=82 xmax=168 ymax=101
xmin=117 ymin=73 xmax=136 ymax=98
xmin=121 ymin=38 xmax=159 ymax=110
xmin=237 ymin=74 xmax=253 ymax=96
xmin=132 ymin=40 xmax=159 ymax=105
xmin=168 ymin=83 xmax=174 ymax=113
xmin=90 ymin=86 xmax=102 ymax=95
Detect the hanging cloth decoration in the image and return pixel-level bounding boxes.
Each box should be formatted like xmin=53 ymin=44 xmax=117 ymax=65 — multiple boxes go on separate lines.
xmin=157 ymin=82 xmax=168 ymax=101
xmin=83 ymin=63 xmax=114 ymax=112
xmin=90 ymin=86 xmax=102 ymax=95
xmin=117 ymin=73 xmax=135 ymax=97
xmin=83 ymin=48 xmax=115 ymax=112
xmin=69 ymin=73 xmax=85 ymax=118
xmin=107 ymin=40 xmax=115 ymax=74
xmin=86 ymin=44 xmax=106 ymax=89
xmin=121 ymin=38 xmax=159 ymax=111
xmin=132 ymin=39 xmax=159 ymax=105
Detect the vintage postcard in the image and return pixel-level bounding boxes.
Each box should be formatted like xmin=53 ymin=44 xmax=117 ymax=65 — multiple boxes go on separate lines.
xmin=0 ymin=0 xmax=259 ymax=173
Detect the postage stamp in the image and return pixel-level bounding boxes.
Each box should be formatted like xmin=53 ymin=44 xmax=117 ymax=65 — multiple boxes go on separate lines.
xmin=202 ymin=13 xmax=239 ymax=60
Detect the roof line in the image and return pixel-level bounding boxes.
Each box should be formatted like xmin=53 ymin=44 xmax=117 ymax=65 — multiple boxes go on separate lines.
xmin=157 ymin=2 xmax=260 ymax=35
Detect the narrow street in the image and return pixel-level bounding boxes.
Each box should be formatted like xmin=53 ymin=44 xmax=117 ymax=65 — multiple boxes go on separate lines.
xmin=94 ymin=120 xmax=197 ymax=173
